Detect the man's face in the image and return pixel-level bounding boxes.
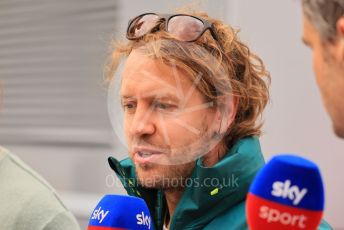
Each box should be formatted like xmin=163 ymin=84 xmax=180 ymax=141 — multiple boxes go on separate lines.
xmin=302 ymin=15 xmax=344 ymax=138
xmin=120 ymin=50 xmax=220 ymax=189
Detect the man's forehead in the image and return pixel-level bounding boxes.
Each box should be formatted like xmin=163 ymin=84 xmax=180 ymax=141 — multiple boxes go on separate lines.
xmin=121 ymin=50 xmax=194 ymax=95
xmin=121 ymin=66 xmax=185 ymax=101
xmin=122 ymin=52 xmax=155 ymax=79
xmin=121 ymin=67 xmax=182 ymax=93
xmin=120 ymin=70 xmax=184 ymax=100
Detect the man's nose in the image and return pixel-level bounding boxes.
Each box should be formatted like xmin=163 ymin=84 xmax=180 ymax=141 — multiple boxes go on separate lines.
xmin=130 ymin=105 xmax=155 ymax=136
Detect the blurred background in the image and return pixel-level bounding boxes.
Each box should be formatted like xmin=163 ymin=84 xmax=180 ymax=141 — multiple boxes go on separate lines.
xmin=0 ymin=0 xmax=343 ymax=229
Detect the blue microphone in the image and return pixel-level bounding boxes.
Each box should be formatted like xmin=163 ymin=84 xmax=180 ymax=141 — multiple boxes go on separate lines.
xmin=88 ymin=194 xmax=153 ymax=230
xmin=246 ymin=154 xmax=325 ymax=230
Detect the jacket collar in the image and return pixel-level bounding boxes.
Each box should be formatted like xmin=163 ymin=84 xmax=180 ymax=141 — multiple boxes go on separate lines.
xmin=108 ymin=137 xmax=265 ymax=229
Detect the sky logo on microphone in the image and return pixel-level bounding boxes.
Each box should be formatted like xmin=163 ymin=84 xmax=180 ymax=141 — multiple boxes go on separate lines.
xmin=246 ymin=154 xmax=325 ymax=230
xmin=136 ymin=211 xmax=151 ymax=229
xmin=91 ymin=206 xmax=109 ymax=224
xmin=88 ymin=194 xmax=153 ymax=230
xmin=271 ymin=180 xmax=308 ymax=205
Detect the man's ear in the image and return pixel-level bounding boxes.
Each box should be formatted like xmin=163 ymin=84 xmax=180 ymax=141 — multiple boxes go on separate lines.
xmin=215 ymin=95 xmax=238 ymax=133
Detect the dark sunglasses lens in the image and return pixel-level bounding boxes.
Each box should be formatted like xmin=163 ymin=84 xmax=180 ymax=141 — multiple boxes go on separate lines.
xmin=127 ymin=14 xmax=159 ymax=39
xmin=167 ymin=16 xmax=204 ymax=41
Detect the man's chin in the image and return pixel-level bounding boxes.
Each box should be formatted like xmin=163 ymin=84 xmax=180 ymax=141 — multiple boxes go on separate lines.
xmin=134 ymin=161 xmax=196 ymax=189
xmin=136 ymin=161 xmax=155 ymax=170
xmin=135 ymin=163 xmax=163 ymax=186
xmin=136 ymin=169 xmax=165 ymax=189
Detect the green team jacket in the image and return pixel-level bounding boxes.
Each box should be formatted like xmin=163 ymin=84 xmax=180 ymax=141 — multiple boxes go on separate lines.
xmin=108 ymin=137 xmax=332 ymax=230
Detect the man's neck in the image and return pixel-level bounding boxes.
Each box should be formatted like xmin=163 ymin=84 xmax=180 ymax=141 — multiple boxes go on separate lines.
xmin=163 ymin=188 xmax=185 ymax=227
xmin=162 ymin=140 xmax=228 ymax=226
xmin=202 ymin=140 xmax=228 ymax=167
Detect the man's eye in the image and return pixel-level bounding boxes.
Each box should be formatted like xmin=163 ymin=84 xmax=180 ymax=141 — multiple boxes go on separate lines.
xmin=156 ymin=103 xmax=169 ymax=109
xmin=122 ymin=103 xmax=136 ymax=110
xmin=153 ymin=101 xmax=175 ymax=110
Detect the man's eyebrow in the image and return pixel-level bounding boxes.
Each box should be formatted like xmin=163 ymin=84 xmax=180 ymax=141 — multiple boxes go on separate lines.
xmin=155 ymin=94 xmax=180 ymax=103
xmin=120 ymin=95 xmax=135 ymax=100
xmin=120 ymin=92 xmax=180 ymax=102
xmin=120 ymin=96 xmax=136 ymax=103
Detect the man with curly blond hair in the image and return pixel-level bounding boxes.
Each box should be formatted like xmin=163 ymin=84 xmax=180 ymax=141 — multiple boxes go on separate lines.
xmin=106 ymin=11 xmax=330 ymax=229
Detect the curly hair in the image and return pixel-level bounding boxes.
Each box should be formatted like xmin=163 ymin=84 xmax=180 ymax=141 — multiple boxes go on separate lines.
xmin=105 ymin=11 xmax=270 ymax=150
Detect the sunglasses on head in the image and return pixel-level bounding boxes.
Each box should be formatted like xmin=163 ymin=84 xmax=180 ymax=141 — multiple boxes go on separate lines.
xmin=126 ymin=13 xmax=221 ymax=44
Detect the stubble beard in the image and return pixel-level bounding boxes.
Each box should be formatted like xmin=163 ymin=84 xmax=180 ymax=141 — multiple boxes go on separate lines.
xmin=134 ymin=122 xmax=222 ymax=190
xmin=135 ymin=161 xmax=196 ymax=191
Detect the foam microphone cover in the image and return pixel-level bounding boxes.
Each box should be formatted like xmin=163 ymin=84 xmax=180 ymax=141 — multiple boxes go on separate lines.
xmin=88 ymin=194 xmax=153 ymax=230
xmin=246 ymin=154 xmax=324 ymax=230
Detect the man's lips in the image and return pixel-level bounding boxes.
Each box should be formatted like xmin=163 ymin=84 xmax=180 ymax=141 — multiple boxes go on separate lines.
xmin=133 ymin=147 xmax=165 ymax=164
